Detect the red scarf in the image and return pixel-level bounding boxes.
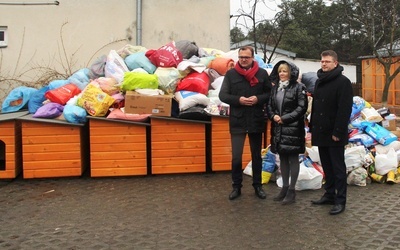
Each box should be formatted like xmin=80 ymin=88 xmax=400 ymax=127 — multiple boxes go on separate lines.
xmin=234 ymin=60 xmax=259 ymax=86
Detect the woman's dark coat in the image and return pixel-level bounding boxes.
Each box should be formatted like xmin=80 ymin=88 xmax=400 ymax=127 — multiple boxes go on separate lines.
xmin=267 ymin=60 xmax=308 ymax=154
xmin=219 ymin=63 xmax=272 ymax=134
xmin=310 ymin=65 xmax=353 ymax=147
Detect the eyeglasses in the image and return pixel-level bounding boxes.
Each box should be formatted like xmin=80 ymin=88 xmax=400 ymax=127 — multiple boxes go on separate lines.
xmin=238 ymin=56 xmax=252 ymax=60
xmin=320 ymin=60 xmax=334 ymax=64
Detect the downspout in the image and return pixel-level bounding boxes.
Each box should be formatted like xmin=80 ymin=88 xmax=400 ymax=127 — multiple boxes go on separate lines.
xmin=136 ymin=0 xmax=142 ymax=45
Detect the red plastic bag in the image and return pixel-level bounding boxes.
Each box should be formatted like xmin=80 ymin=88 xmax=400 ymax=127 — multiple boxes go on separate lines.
xmin=175 ymin=71 xmax=210 ymax=95
xmin=45 ymin=83 xmax=81 ymax=105
xmin=145 ymin=41 xmax=183 ymax=68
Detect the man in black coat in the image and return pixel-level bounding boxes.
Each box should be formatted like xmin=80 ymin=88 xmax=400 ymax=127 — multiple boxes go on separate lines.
xmin=309 ymin=50 xmax=353 ymax=215
xmin=219 ymin=46 xmax=272 ymax=200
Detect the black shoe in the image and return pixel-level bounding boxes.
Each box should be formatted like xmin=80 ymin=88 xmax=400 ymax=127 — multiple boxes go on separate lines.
xmin=273 ymin=186 xmax=289 ymax=202
xmin=329 ymin=204 xmax=345 ymax=215
xmin=282 ymin=189 xmax=296 ymax=205
xmin=254 ymin=187 xmax=266 ymax=199
xmin=311 ymin=196 xmax=335 ymax=205
xmin=229 ymin=188 xmax=241 ymax=200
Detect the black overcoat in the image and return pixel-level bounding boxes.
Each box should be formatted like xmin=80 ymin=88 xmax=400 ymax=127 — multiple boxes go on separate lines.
xmin=267 ymin=61 xmax=308 ymax=154
xmin=310 ymin=65 xmax=353 ymax=147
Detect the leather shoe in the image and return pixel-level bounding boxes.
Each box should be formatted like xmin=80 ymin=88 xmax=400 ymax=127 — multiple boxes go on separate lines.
xmin=329 ymin=204 xmax=345 ymax=215
xmin=229 ymin=188 xmax=241 ymax=200
xmin=311 ymin=196 xmax=335 ymax=205
xmin=254 ymin=187 xmax=266 ymax=199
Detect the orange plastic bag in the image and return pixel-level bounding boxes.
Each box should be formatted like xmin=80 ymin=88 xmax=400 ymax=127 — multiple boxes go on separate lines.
xmin=45 ymin=83 xmax=81 ymax=105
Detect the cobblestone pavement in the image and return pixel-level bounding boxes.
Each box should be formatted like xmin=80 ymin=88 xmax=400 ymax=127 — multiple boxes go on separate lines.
xmin=0 ymin=172 xmax=399 ymax=250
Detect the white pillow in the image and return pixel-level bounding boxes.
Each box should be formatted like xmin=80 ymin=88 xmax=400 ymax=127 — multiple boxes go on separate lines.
xmin=174 ymin=90 xmax=210 ymax=111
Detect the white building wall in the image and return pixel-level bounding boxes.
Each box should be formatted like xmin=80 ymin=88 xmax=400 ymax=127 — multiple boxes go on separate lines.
xmin=0 ymin=0 xmax=230 ymax=106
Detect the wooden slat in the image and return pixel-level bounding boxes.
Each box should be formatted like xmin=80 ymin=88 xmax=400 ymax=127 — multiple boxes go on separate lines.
xmin=151 ymin=124 xmax=203 ymax=134
xmin=22 ymin=143 xmax=81 ymax=153
xmin=23 ymin=168 xmax=83 ymax=179
xmin=146 ymin=148 xmax=203 ymax=158
xmin=152 ymin=156 xmax=205 ymax=165
xmin=91 ymin=151 xmax=146 ymax=160
xmin=0 ymin=127 xmax=15 ymax=135
xmin=89 ymin=134 xmax=146 ymax=144
xmin=23 ymin=160 xmax=82 ymax=170
xmin=90 ymin=126 xmax=146 ymax=134
xmin=23 ymin=151 xmax=81 ymax=161
xmin=23 ymin=135 xmax=80 ymax=144
xmin=0 ymin=136 xmax=15 ymax=145
xmin=21 ymin=125 xmax=79 ymax=136
xmin=151 ymin=140 xmax=205 ymax=150
xmin=90 ymin=159 xmax=147 ymax=168
xmin=91 ymin=167 xmax=147 ymax=177
xmin=90 ymin=143 xmax=146 ymax=152
xmin=0 ymin=170 xmax=17 ymax=179
xmin=152 ymin=164 xmax=205 ymax=174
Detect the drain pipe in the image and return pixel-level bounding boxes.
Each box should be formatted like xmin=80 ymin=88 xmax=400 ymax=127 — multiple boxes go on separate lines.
xmin=0 ymin=1 xmax=59 ymax=5
xmin=136 ymin=0 xmax=142 ymax=46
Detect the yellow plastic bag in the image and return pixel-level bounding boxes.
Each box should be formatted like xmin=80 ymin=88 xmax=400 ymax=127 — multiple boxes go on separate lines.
xmin=77 ymin=83 xmax=115 ymax=116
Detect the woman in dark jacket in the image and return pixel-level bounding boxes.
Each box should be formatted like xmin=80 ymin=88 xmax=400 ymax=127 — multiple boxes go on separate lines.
xmin=267 ymin=60 xmax=308 ymax=204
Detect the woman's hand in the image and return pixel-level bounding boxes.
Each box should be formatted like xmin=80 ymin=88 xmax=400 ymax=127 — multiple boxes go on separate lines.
xmin=274 ymin=115 xmax=283 ymax=124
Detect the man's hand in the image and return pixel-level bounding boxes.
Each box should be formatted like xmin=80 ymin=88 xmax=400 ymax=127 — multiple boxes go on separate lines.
xmin=332 ymin=135 xmax=339 ymax=141
xmin=240 ymin=96 xmax=258 ymax=106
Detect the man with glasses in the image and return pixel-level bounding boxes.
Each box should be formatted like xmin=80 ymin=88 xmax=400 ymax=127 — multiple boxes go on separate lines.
xmin=309 ymin=50 xmax=353 ymax=215
xmin=219 ymin=46 xmax=272 ymax=200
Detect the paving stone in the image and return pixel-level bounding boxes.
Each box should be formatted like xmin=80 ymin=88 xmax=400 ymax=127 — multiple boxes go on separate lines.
xmin=0 ymin=172 xmax=399 ymax=249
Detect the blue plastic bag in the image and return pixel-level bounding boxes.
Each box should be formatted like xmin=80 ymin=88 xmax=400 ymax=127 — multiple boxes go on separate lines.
xmin=1 ymin=86 xmax=37 ymax=113
xmin=28 ymin=86 xmax=50 ymax=114
xmin=361 ymin=121 xmax=397 ymax=146
xmin=63 ymin=104 xmax=87 ymax=124
xmin=67 ymin=68 xmax=90 ymax=90
xmin=124 ymin=52 xmax=156 ymax=74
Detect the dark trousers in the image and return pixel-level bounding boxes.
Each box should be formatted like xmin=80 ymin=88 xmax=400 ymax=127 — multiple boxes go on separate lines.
xmin=231 ymin=132 xmax=263 ymax=189
xmin=318 ymin=146 xmax=347 ymax=205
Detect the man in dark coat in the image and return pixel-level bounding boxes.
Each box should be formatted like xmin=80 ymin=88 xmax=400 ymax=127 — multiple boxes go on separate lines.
xmin=309 ymin=50 xmax=353 ymax=215
xmin=219 ymin=46 xmax=272 ymax=200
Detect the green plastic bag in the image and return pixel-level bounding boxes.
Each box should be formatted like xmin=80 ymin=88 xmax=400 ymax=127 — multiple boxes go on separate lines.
xmin=121 ymin=72 xmax=158 ymax=91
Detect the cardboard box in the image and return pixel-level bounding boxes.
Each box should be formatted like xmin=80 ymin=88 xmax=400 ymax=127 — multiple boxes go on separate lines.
xmin=382 ymin=119 xmax=396 ymax=131
xmin=124 ymin=91 xmax=173 ymax=116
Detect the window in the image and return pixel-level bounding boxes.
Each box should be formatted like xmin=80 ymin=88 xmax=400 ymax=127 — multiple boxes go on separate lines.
xmin=0 ymin=26 xmax=8 ymax=48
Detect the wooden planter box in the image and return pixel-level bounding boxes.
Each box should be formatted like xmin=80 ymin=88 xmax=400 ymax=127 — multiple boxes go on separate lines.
xmin=210 ymin=116 xmax=270 ymax=172
xmin=0 ymin=111 xmax=29 ymax=179
xmin=210 ymin=116 xmax=251 ymax=171
xmin=88 ymin=117 xmax=150 ymax=177
xmin=18 ymin=115 xmax=89 ymax=179
xmin=150 ymin=117 xmax=209 ymax=174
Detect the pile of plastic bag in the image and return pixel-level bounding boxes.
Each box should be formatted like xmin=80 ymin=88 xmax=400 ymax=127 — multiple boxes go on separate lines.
xmin=1 ymin=40 xmax=273 ymax=124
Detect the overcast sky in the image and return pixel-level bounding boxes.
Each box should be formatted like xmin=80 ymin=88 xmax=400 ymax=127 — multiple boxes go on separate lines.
xmin=230 ymin=0 xmax=281 ymax=30
xmin=230 ymin=0 xmax=333 ymax=31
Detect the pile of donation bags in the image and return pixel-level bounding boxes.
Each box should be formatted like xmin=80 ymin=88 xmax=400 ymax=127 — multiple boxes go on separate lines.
xmin=1 ymin=40 xmax=273 ymax=123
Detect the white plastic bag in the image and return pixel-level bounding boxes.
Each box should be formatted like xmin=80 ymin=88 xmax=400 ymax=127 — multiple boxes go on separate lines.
xmin=243 ymin=161 xmax=252 ymax=176
xmin=347 ymin=167 xmax=368 ymax=186
xmin=375 ymin=148 xmax=398 ymax=175
xmin=105 ymin=50 xmax=129 ymax=84
xmin=345 ymin=146 xmax=366 ymax=172
xmin=277 ymin=162 xmax=323 ymax=190
xmin=305 ymin=146 xmax=320 ymax=164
